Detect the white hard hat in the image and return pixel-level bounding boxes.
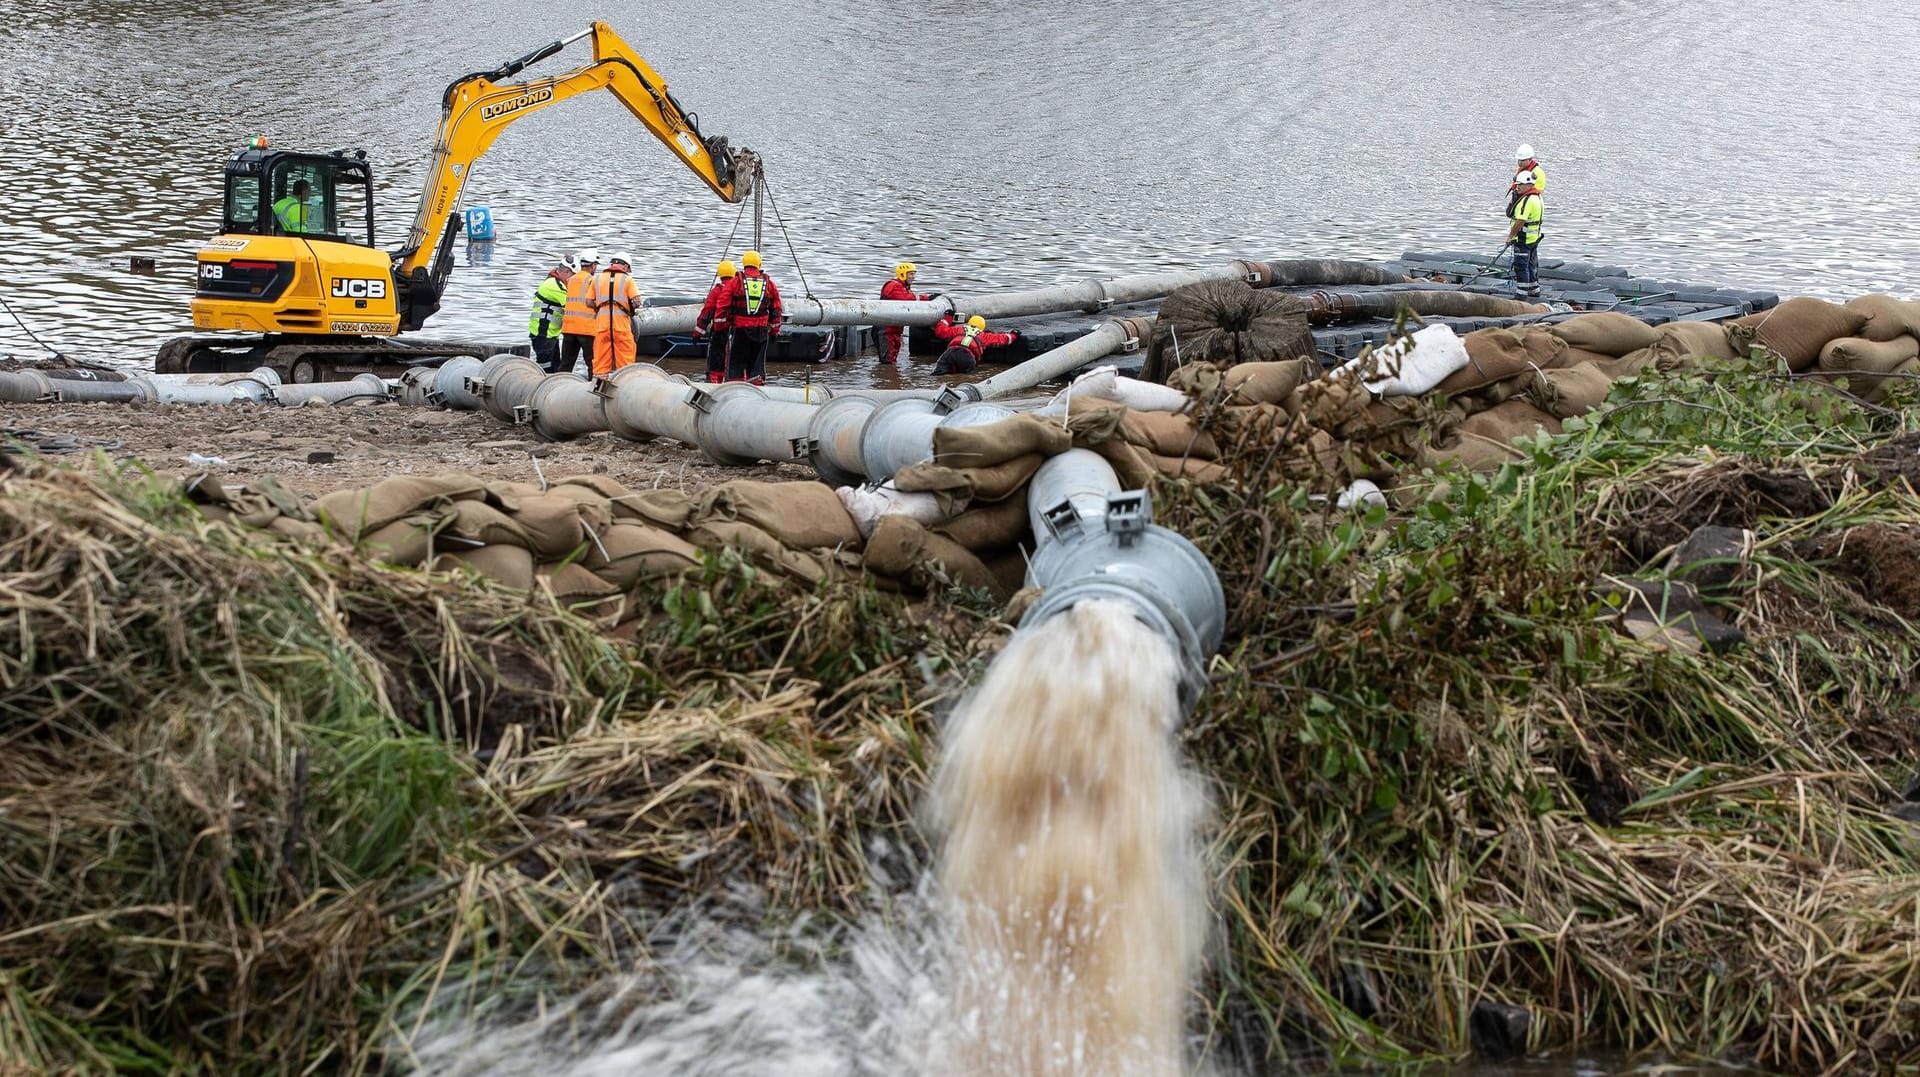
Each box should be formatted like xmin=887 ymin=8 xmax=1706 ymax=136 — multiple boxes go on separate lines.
xmin=576 ymin=248 xmax=600 ymax=266
xmin=1514 ymin=170 xmax=1535 ymax=187
xmin=1515 ymin=144 xmax=1535 ymax=160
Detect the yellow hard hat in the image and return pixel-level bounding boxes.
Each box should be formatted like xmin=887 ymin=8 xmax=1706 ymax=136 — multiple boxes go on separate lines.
xmin=716 ymin=260 xmax=737 ymax=278
xmin=966 ymin=315 xmax=986 ymax=330
xmin=895 ymin=261 xmax=916 ymax=279
xmin=741 ymin=250 xmax=762 ymax=269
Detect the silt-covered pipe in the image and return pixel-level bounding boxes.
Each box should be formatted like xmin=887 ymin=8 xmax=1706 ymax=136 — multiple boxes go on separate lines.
xmin=268 ymin=373 xmax=390 ymax=407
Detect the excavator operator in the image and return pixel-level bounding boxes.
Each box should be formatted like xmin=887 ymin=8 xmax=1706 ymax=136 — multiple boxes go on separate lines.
xmin=274 ymin=179 xmax=317 ymax=234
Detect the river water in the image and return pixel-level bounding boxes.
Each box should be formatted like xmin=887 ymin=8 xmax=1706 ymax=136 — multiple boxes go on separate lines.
xmin=0 ymin=0 xmax=1916 ymax=369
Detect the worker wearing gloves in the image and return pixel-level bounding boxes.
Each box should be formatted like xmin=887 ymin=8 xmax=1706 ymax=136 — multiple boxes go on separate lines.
xmin=933 ymin=315 xmax=1018 ymax=375
xmin=879 ymin=262 xmax=929 ymax=365
xmin=588 ymin=255 xmax=642 ymax=376
xmin=560 ymin=249 xmax=600 ymax=375
xmin=722 ymin=250 xmax=782 ymax=384
xmin=1507 ymin=172 xmax=1544 ymax=299
xmin=694 ymin=260 xmax=737 ymax=384
xmin=528 ymin=259 xmax=572 ymax=373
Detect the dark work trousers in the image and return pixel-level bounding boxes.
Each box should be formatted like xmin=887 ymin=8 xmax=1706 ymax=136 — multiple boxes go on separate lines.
xmin=1511 ymin=238 xmax=1541 ymax=294
xmin=531 ymin=334 xmax=562 ymax=373
xmin=932 ymin=346 xmax=978 ymax=376
xmin=704 ymin=332 xmax=730 ymax=383
xmin=560 ymin=333 xmax=594 ymax=375
xmin=727 ymin=327 xmax=770 ymax=383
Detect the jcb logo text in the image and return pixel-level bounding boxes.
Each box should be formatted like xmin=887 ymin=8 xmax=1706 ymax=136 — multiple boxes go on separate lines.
xmin=331 ymin=278 xmax=389 ymax=299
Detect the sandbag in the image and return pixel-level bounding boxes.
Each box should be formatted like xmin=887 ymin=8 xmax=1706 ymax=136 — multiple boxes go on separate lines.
xmin=361 ymin=514 xmax=439 ymax=567
xmin=553 ymin=476 xmax=694 ymax=530
xmin=932 ymin=493 xmax=1032 ymax=552
xmin=434 ymin=544 xmax=536 ymax=591
xmin=1816 ymin=335 xmax=1919 ymax=375
xmin=686 ymin=520 xmax=831 ymax=584
xmin=1119 ymin=408 xmax=1219 ymax=459
xmin=1592 ymin=351 xmax=1660 ymax=380
xmin=931 ymin=413 xmax=1072 ymax=469
xmin=482 ymin=480 xmax=546 ymax=514
xmin=694 ymin=480 xmax=860 ymax=550
xmin=1220 ymin=359 xmax=1317 ymax=405
xmin=1427 ymin=400 xmax=1562 ymax=472
xmin=444 ymin=500 xmax=532 ymax=549
xmin=1843 ymin=294 xmax=1920 ymax=343
xmin=983 ymin=549 xmax=1032 ymax=600
xmin=836 ymin=484 xmax=949 ymax=539
xmin=583 ymin=522 xmax=702 ymax=588
xmin=1561 ymin=345 xmax=1618 ymax=368
xmin=862 ymin=515 xmax=1003 ymax=597
xmin=539 ymin=563 xmax=625 ymax=616
xmin=1337 ymin=324 xmax=1471 ymax=396
xmin=1548 ymin=312 xmax=1662 ymax=357
xmin=894 ymin=454 xmax=1047 ymax=507
xmin=266 ymin=517 xmax=326 ymax=543
xmin=1730 ymin=297 xmax=1867 ymax=372
xmin=1436 ymin=329 xmax=1538 ymax=395
xmin=1657 ymin=320 xmax=1738 ymax=360
xmin=511 ymin=493 xmax=611 ymax=559
xmin=1517 ymin=329 xmax=1574 ymax=370
xmin=312 ymin=473 xmax=485 ymax=537
xmin=1526 ymin=362 xmax=1615 ymax=418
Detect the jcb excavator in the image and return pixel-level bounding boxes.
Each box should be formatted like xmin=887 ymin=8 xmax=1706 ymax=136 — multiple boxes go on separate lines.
xmin=159 ymin=22 xmax=760 ymax=382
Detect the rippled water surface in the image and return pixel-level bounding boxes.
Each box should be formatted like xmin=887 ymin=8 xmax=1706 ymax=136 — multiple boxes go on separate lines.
xmin=1 ymin=0 xmax=1915 ymax=369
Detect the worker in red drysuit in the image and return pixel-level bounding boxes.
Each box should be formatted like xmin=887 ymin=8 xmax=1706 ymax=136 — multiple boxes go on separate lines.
xmin=933 ymin=315 xmax=1018 ymax=375
xmin=879 ymin=261 xmax=929 ymax=364
xmin=694 ymin=259 xmax=736 ymax=384
xmin=721 ymin=250 xmax=783 ymax=383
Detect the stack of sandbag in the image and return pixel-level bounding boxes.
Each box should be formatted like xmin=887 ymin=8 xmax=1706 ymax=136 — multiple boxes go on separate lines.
xmin=1728 ymin=297 xmax=1867 ymax=372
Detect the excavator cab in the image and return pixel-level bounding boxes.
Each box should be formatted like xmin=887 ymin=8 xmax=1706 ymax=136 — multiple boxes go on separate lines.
xmin=221 ymin=145 xmax=375 ymax=246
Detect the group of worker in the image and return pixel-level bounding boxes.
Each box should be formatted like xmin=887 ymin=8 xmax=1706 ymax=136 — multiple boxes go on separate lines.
xmin=1506 ymin=143 xmax=1546 ymax=298
xmin=529 ymin=253 xmax=1020 ymax=380
xmin=527 ymin=248 xmax=785 ymax=382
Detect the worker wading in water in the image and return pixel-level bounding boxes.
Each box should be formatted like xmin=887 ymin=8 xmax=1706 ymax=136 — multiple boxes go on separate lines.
xmin=559 ymin=249 xmax=600 ymax=376
xmin=1507 ymin=172 xmax=1544 ymax=299
xmin=528 ymin=258 xmax=572 ymax=373
xmin=933 ymin=315 xmax=1018 ymax=375
xmin=879 ymin=261 xmax=929 ymax=364
xmin=695 ymin=260 xmax=737 ymax=384
xmin=589 ymin=255 xmax=641 ymax=376
xmin=721 ymin=250 xmax=783 ymax=383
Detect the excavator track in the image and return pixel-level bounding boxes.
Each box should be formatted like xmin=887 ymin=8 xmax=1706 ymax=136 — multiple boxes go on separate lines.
xmin=154 ymin=335 xmax=529 ymax=382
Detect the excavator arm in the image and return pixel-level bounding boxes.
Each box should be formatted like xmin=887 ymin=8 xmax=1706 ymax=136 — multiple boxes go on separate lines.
xmin=391 ymin=22 xmax=760 ymax=330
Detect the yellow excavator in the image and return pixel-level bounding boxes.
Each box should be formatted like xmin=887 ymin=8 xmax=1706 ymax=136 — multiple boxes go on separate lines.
xmin=159 ymin=22 xmax=760 ymax=382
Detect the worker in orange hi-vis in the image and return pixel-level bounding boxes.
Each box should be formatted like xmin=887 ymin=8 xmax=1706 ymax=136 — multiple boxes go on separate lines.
xmin=589 ymin=255 xmax=642 ymax=377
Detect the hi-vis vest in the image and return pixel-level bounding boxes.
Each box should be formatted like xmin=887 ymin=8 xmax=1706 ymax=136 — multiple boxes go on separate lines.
xmin=273 ymin=195 xmax=314 ymax=234
xmin=589 ymin=270 xmax=638 ymax=332
xmin=1512 ymin=193 xmax=1543 ymax=245
xmin=956 ymin=325 xmax=984 ymax=353
xmin=561 ymin=272 xmax=596 ymax=335
xmin=739 ymin=276 xmax=768 ymax=316
xmin=528 ymin=276 xmax=567 ymax=338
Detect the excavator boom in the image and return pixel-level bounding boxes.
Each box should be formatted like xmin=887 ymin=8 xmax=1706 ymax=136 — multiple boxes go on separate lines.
xmin=392 ymin=22 xmax=759 ymax=328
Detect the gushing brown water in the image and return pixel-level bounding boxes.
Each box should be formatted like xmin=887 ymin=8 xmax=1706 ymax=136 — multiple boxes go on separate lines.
xmin=931 ymin=600 xmax=1211 ymax=1077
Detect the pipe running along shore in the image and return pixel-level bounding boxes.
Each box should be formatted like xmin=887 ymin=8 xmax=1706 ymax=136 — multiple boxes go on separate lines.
xmin=627 ymin=258 xmax=1412 ymax=335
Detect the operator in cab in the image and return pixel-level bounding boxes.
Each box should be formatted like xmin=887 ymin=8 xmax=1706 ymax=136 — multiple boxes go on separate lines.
xmin=721 ymin=250 xmax=782 ymax=384
xmin=274 ymin=179 xmax=317 ymax=234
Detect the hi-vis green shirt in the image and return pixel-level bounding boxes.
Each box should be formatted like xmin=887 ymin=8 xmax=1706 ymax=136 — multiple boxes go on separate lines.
xmin=1510 ymin=193 xmax=1543 ymax=244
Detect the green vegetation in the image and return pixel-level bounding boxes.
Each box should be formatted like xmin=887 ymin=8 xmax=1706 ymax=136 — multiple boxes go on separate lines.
xmin=1 ymin=350 xmax=1916 ymax=1073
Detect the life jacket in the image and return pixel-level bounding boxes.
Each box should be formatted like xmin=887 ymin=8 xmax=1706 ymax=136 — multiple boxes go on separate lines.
xmin=729 ymin=268 xmax=780 ymax=329
xmin=561 ymin=271 xmax=597 ymax=335
xmin=590 ymin=269 xmax=639 ymax=338
xmin=956 ymin=324 xmax=985 ymax=357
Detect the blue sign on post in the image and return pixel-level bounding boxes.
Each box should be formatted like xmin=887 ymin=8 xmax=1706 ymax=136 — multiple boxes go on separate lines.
xmin=464 ymin=206 xmax=496 ymax=241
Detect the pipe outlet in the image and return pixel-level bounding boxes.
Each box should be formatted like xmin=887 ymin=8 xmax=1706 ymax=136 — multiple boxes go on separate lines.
xmin=799 ymin=395 xmax=880 ymax=488
xmin=471 ymin=355 xmax=547 ymax=422
xmin=430 ymin=356 xmax=485 ymax=410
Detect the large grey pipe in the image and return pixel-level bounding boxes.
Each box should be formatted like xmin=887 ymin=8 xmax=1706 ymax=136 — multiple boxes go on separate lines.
xmin=798 ymin=395 xmax=880 ymax=487
xmin=598 ymin=364 xmax=704 ymax=446
xmin=268 ymin=373 xmax=390 ymax=407
xmin=690 ymin=382 xmax=819 ymax=465
xmin=470 ymin=355 xmax=548 ymax=421
xmin=628 ymin=258 xmax=1410 ymax=335
xmin=431 ymin=356 xmax=485 ymax=409
xmin=857 ymin=398 xmax=1016 ymax=484
xmin=1019 ymin=449 xmax=1226 ymax=711
xmin=953 ymin=316 xmax=1156 ymax=404
xmin=516 ymin=374 xmax=610 ymax=441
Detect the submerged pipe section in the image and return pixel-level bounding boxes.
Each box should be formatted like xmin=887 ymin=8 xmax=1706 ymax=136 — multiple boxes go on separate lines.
xmin=1019 ymin=449 xmax=1226 ymax=711
xmin=628 ymin=258 xmax=1410 ymax=335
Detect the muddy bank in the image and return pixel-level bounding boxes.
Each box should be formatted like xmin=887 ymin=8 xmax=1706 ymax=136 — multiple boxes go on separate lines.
xmin=0 ymin=398 xmax=809 ymax=494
